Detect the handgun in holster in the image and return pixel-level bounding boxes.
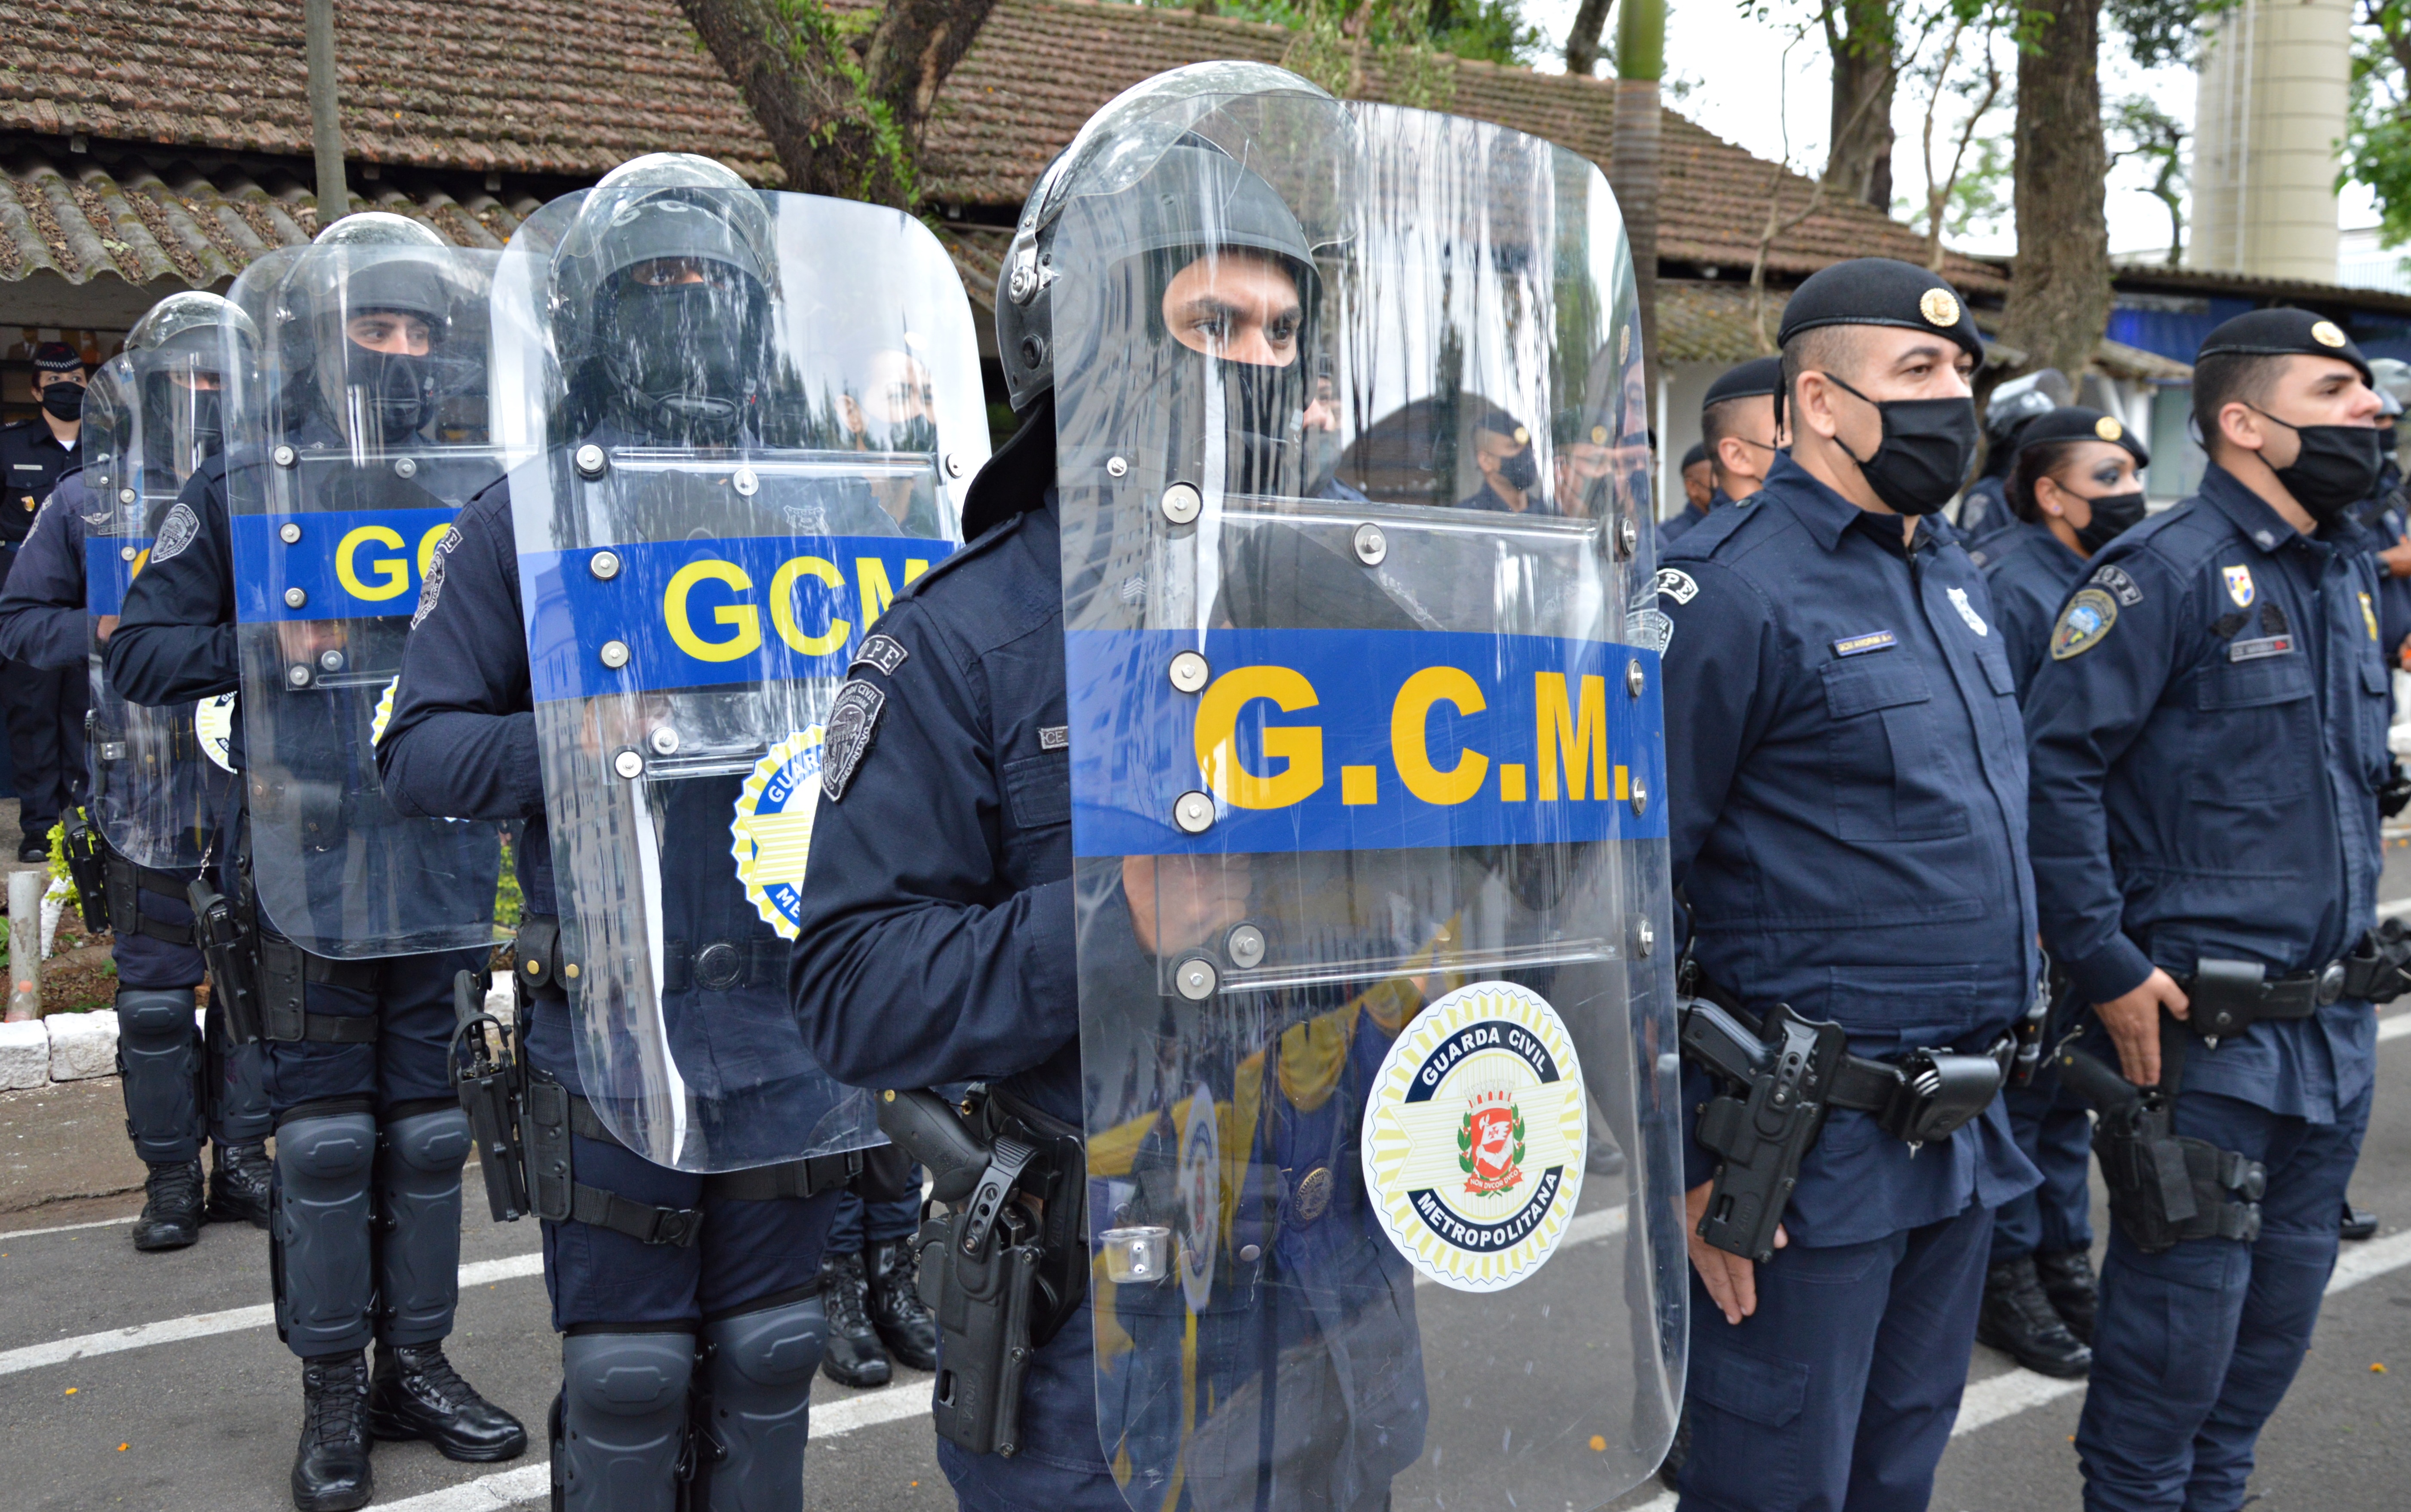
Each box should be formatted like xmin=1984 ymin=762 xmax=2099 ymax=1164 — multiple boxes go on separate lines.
xmin=2007 ymin=970 xmax=2056 ymax=1089
xmin=188 ymin=875 xmax=265 ymax=1046
xmin=449 ymin=969 xmax=529 ymax=1223
xmin=877 ymin=1084 xmax=1087 ymax=1459
xmin=2056 ymin=1019 xmax=2264 ymax=1254
xmin=1681 ymin=995 xmax=1849 ymax=1264
xmin=60 ymin=807 xmax=109 ymax=934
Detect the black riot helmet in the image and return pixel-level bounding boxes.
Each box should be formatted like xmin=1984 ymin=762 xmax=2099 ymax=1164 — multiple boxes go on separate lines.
xmin=548 ymin=153 xmax=778 ymax=446
xmin=1979 ymin=367 xmax=2072 ymax=477
xmin=125 ymin=290 xmax=258 ymax=482
xmin=275 ymin=212 xmax=459 ymax=449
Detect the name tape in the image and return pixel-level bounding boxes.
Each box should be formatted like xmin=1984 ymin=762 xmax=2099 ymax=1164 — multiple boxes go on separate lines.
xmin=520 ymin=535 xmax=955 ymax=703
xmin=1066 ymin=628 xmax=1668 ymax=857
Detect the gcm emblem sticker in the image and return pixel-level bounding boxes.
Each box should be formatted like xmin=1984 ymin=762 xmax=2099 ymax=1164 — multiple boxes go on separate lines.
xmin=1359 ymin=980 xmax=1584 ymax=1292
xmin=729 ymin=727 xmax=825 ymax=940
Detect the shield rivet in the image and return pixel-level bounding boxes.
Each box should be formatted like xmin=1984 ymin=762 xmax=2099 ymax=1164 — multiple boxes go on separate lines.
xmin=283 ymin=586 xmax=307 ymax=608
xmin=118 ymin=487 xmax=135 ymax=505
xmin=563 ymin=963 xmax=580 ymax=980
xmin=599 ymin=639 xmax=630 ymax=669
xmin=119 ymin=545 xmax=136 ymax=561
xmin=1173 ymin=790 xmax=1215 ymax=834
xmin=1168 ymin=651 xmax=1210 ymax=694
xmin=944 ymin=452 xmax=966 ymax=479
xmin=574 ymin=443 xmax=607 ymax=480
xmin=317 ymin=649 xmax=343 ymax=672
xmin=1107 ymin=456 xmax=1129 ymax=478
xmin=1636 ymin=918 xmax=1656 ymax=958
xmin=1159 ymin=482 xmax=1202 ymax=526
xmin=279 ymin=521 xmax=302 ymax=544
xmin=1175 ymin=956 xmax=1218 ymax=1001
xmin=588 ymin=550 xmax=621 ymax=581
xmin=611 ymin=749 xmax=645 ymax=780
xmin=1226 ymin=923 xmax=1265 ymax=969
xmin=1616 ymin=516 xmax=1638 ymax=559
xmin=394 ymin=457 xmax=418 ymax=480
xmin=272 ymin=444 xmax=297 ymax=469
xmin=1631 ymin=773 xmax=1650 ymax=816
xmin=1626 ymin=658 xmax=1646 ymax=698
xmin=649 ymin=725 xmax=680 ymax=756
xmin=285 ymin=664 xmax=311 ymax=688
xmin=732 ymin=466 xmax=759 ymax=497
xmin=1352 ymin=523 xmax=1387 ymax=565
xmin=1238 ymin=1243 xmax=1262 ymax=1263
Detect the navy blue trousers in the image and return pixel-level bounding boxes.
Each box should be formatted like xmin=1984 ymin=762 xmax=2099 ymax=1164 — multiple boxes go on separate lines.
xmin=261 ymin=944 xmax=483 ymax=1118
xmin=1676 ymin=1202 xmax=1994 ymax=1512
xmin=2075 ymin=1087 xmax=2370 ymax=1512
xmin=1988 ymin=1062 xmax=2095 ymax=1262
xmin=114 ymin=884 xmax=270 ymax=1152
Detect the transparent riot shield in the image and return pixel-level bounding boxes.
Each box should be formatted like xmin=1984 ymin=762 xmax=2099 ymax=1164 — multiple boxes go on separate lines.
xmin=496 ymin=158 xmax=987 ymax=1171
xmin=1034 ymin=68 xmax=1682 ymax=1509
xmin=222 ymin=225 xmax=506 ymax=956
xmin=85 ymin=307 xmax=243 ymax=870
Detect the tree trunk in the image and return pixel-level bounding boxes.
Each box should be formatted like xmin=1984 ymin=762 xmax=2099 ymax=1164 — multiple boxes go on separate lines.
xmin=1824 ymin=0 xmax=1896 ymax=211
xmin=680 ymin=0 xmax=996 ymax=207
xmin=1565 ymin=0 xmax=1615 ymax=78
xmin=1614 ymin=0 xmax=1663 ymax=412
xmin=1998 ymin=0 xmax=2110 ymax=382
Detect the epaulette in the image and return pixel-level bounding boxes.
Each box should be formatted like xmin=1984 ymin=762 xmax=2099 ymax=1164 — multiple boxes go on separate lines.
xmin=1664 ymin=492 xmax=1763 ymax=562
xmin=886 ymin=504 xmax=1033 ymax=610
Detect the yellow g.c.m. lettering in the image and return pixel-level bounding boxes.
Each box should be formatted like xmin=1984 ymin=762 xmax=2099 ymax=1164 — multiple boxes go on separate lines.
xmin=336 ymin=526 xmax=410 ymax=601
xmin=769 ymin=556 xmax=850 ymax=656
xmin=856 ymin=557 xmax=932 ymax=630
xmin=1193 ymin=666 xmax=1323 ymax=810
xmin=1535 ymin=671 xmax=1609 ymax=799
xmin=664 ymin=560 xmax=762 ymax=662
xmin=1390 ymin=666 xmax=1488 ymax=805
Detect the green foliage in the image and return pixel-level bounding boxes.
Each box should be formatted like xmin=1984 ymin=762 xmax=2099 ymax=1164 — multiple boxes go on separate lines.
xmin=2348 ymin=0 xmax=2411 ymax=247
xmin=495 ymin=834 xmax=525 ymax=931
xmin=46 ymin=817 xmax=67 ymax=885
xmin=772 ymin=0 xmax=917 ymax=204
xmin=2106 ymin=91 xmax=2187 ymax=262
xmin=1159 ymin=0 xmax=1544 ymax=73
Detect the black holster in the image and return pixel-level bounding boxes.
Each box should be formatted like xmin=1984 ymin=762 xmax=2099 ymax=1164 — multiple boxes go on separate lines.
xmin=61 ymin=806 xmax=108 ymax=934
xmin=879 ymin=1084 xmax=1087 ymax=1460
xmin=2055 ymin=1022 xmax=2265 ymax=1254
xmin=450 ymin=969 xmax=529 ymax=1223
xmin=104 ymin=849 xmax=198 ymax=947
xmin=2343 ymin=919 xmax=2411 ymax=1005
xmin=188 ymin=875 xmax=264 ymax=1046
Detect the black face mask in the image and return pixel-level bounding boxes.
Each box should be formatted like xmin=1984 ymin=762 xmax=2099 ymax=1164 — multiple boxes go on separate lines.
xmin=2072 ymin=489 xmax=2147 ymax=554
xmin=1822 ymin=373 xmax=1979 ymax=516
xmin=2249 ymin=406 xmax=2384 ymax=523
xmin=1497 ymin=445 xmax=1540 ymax=495
xmin=600 ymin=278 xmax=762 ymax=446
xmin=1219 ymin=356 xmax=1306 ymax=498
xmin=39 ymin=382 xmax=83 ymax=421
xmin=342 ymin=346 xmax=436 ymax=441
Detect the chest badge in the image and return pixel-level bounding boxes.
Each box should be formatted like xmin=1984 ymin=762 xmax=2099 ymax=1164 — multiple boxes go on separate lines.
xmin=1947 ymin=586 xmax=1988 ymax=637
xmin=2362 ymin=590 xmax=2381 ymax=643
xmin=2050 ymin=587 xmax=2119 ymax=660
xmin=730 ymin=727 xmax=827 ymax=941
xmin=2222 ymin=564 xmax=2256 ymax=608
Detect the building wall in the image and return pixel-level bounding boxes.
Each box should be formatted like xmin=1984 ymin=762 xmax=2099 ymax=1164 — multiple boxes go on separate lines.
xmin=2191 ymin=0 xmax=2351 ymax=282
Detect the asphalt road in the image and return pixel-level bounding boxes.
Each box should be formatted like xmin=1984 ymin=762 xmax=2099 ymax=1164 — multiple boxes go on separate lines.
xmin=6 ymin=855 xmax=2411 ymax=1510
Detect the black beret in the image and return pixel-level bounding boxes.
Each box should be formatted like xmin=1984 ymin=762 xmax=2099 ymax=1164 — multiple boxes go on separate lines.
xmin=2196 ymin=307 xmax=2371 ymax=382
xmin=2013 ymin=406 xmax=2150 ymax=469
xmin=1473 ymin=406 xmax=1531 ymax=445
xmin=1777 ymin=258 xmax=1983 ymax=363
xmin=1680 ymin=442 xmax=1710 ymax=470
xmin=1703 ymin=355 xmax=1784 ymax=410
xmin=31 ymin=341 xmax=83 ymax=374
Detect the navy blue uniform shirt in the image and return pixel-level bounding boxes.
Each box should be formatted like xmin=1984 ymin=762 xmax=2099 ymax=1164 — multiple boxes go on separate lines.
xmin=2024 ymin=464 xmax=2384 ymax=1122
xmin=0 ymin=418 xmax=73 ymax=551
xmin=1660 ymin=451 xmax=2040 ymax=1246
xmin=0 ymin=464 xmax=92 ymax=669
xmin=1957 ymin=473 xmax=2011 ymax=548
xmin=1658 ymin=488 xmax=1727 ymax=553
xmin=1980 ymin=519 xmax=2088 ymax=701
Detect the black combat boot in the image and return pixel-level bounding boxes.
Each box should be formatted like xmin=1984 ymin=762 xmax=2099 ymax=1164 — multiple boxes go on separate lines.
xmin=2033 ymin=1247 xmax=2100 ymax=1346
xmin=292 ymin=1349 xmax=374 ymax=1512
xmin=864 ymin=1236 xmax=939 ymax=1372
xmin=2342 ymin=1200 xmax=2380 ymax=1242
xmin=366 ymin=1342 xmax=529 ymax=1462
xmin=131 ymin=1158 xmax=204 ymax=1251
xmin=818 ymin=1251 xmax=891 ymax=1389
xmin=207 ymin=1140 xmax=275 ymax=1228
xmin=1975 ymin=1254 xmax=2091 ymax=1378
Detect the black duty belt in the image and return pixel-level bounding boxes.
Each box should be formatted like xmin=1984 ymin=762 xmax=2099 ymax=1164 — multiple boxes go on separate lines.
xmin=101 ymin=850 xmax=199 ymax=947
xmin=514 ymin=917 xmax=785 ymax=998
xmin=556 ymin=1090 xmax=862 ymax=1242
xmin=256 ymin=931 xmax=384 ymax=1043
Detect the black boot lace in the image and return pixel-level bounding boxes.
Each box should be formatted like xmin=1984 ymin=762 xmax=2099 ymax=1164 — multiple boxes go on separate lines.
xmin=304 ymin=1356 xmax=369 ymax=1444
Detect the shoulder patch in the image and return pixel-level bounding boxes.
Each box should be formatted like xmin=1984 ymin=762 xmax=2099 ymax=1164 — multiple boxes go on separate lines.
xmin=411 ymin=525 xmax=461 ymax=630
xmin=1626 ymin=607 xmax=1673 ymax=654
xmin=818 ymin=678 xmax=887 ymax=802
xmin=849 ymin=632 xmax=909 ymax=677
xmin=2050 ymin=587 xmax=2119 ymax=660
xmin=149 ymin=501 xmax=199 ymax=565
xmin=1654 ymin=567 xmax=1699 ymax=605
xmin=1947 ymin=586 xmax=1989 ymax=637
xmin=2090 ymin=563 xmax=2143 ymax=606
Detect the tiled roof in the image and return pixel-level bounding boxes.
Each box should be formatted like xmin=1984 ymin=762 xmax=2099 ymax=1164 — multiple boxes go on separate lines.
xmin=0 ymin=1 xmax=778 ymax=183
xmin=0 ymin=145 xmax=539 ymax=287
xmin=4 ymin=0 xmax=1997 ymax=295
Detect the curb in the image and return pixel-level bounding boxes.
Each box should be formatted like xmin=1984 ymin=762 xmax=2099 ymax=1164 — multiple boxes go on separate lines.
xmin=0 ymin=973 xmax=516 ymax=1092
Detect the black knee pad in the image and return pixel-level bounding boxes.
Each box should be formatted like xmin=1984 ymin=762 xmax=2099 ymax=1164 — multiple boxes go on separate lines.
xmin=274 ymin=1111 xmax=378 ymax=1357
xmin=114 ymin=987 xmax=203 ymax=1164
xmin=558 ymin=1331 xmax=695 ymax=1512
xmin=376 ymin=1106 xmax=470 ymax=1347
xmin=692 ymin=1295 xmax=826 ymax=1512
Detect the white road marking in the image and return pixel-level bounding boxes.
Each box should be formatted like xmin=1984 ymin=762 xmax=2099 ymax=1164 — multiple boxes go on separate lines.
xmin=2380 ymin=1012 xmax=2411 ymax=1043
xmin=0 ymin=1212 xmax=140 ymax=1240
xmin=0 ymin=1252 xmax=544 ymax=1377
